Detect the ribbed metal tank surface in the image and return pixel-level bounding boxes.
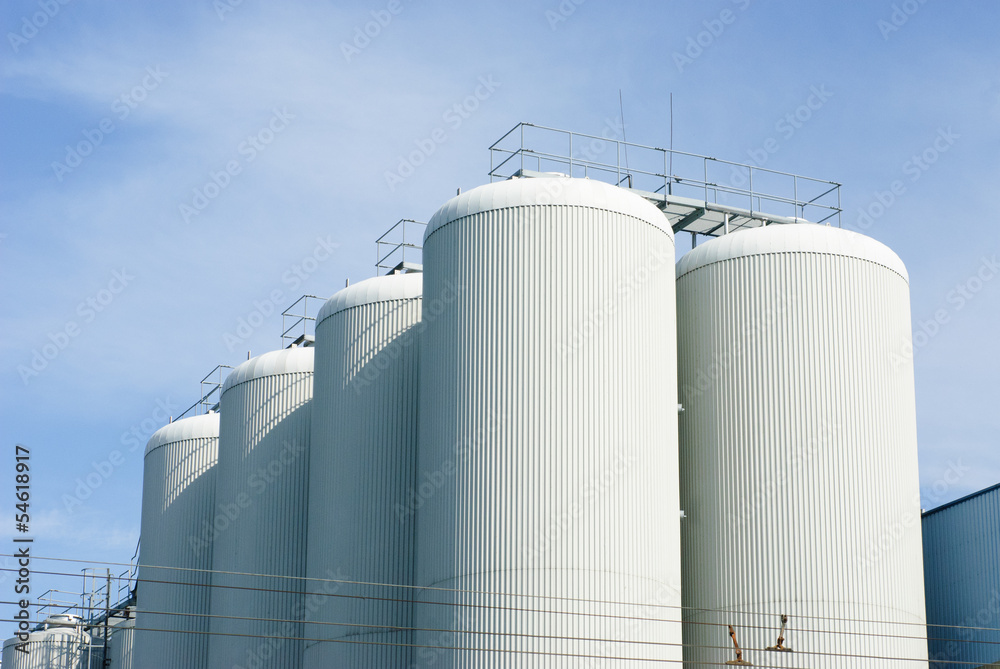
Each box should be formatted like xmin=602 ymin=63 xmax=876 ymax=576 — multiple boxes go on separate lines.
xmin=208 ymin=347 xmax=313 ymax=669
xmin=134 ymin=413 xmax=219 ymax=669
xmin=304 ymin=273 xmax=422 ymax=668
xmin=1 ymin=617 xmax=91 ymax=669
xmin=108 ymin=615 xmax=135 ymax=669
xmin=413 ymin=177 xmax=682 ymax=667
xmin=923 ymin=484 xmax=1000 ymax=668
xmin=676 ymin=223 xmax=928 ymax=668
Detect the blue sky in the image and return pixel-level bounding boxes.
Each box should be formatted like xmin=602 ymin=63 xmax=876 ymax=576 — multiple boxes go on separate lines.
xmin=2 ymin=0 xmax=998 ymax=619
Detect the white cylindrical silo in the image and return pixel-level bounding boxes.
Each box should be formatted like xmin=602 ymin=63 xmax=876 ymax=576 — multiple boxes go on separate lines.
xmin=413 ymin=177 xmax=682 ymax=666
xmin=208 ymin=346 xmax=313 ymax=669
xmin=304 ymin=273 xmax=422 ymax=668
xmin=676 ymin=224 xmax=927 ymax=668
xmin=107 ymin=611 xmax=135 ymax=669
xmin=1 ymin=616 xmax=91 ymax=669
xmin=134 ymin=412 xmax=219 ymax=668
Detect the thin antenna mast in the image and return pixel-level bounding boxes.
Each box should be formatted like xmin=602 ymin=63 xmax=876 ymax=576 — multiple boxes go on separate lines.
xmin=669 ymin=92 xmax=674 ymax=195
xmin=619 ymin=90 xmax=631 ymax=187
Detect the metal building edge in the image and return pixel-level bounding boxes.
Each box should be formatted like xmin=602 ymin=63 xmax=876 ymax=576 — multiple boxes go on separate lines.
xmin=922 ymin=483 xmax=1000 ymax=668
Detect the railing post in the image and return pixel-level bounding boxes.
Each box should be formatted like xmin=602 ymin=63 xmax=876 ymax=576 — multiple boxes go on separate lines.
xmin=520 ymin=123 xmax=524 ymax=174
xmin=617 ymin=141 xmax=621 ymax=186
xmin=793 ymin=175 xmax=799 ymax=219
xmin=569 ymin=132 xmax=573 ymax=177
xmin=837 ymin=185 xmax=842 ymax=227
xmin=664 ymin=150 xmax=669 ymax=196
xmin=703 ymin=158 xmax=708 ymax=202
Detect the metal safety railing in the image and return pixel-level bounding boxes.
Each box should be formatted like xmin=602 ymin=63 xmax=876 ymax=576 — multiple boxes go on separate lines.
xmin=281 ymin=294 xmax=324 ymax=348
xmin=31 ymin=567 xmax=135 ymax=631
xmin=376 ymin=219 xmax=427 ymax=274
xmin=488 ymin=122 xmax=842 ymax=227
xmin=175 ymin=364 xmax=234 ymax=420
xmin=32 ymin=589 xmax=80 ymax=626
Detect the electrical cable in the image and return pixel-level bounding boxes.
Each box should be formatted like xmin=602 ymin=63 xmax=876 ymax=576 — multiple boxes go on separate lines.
xmin=4 ymin=566 xmax=998 ymax=666
xmin=3 ymin=613 xmax=990 ymax=667
xmin=7 ymin=553 xmax=999 ymax=639
xmin=6 ymin=554 xmax=998 ymax=669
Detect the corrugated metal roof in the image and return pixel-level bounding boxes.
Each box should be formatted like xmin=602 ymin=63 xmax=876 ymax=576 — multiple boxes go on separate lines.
xmin=316 ymin=272 xmax=422 ymax=325
xmin=675 ymin=223 xmax=909 ymax=282
xmin=922 ymin=481 xmax=1000 ymax=517
xmin=144 ymin=412 xmax=220 ymax=457
xmin=221 ymin=346 xmax=314 ymax=394
xmin=425 ymin=176 xmax=673 ymax=240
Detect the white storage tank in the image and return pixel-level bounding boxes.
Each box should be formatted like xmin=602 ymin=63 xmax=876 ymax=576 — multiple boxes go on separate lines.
xmin=134 ymin=412 xmax=219 ymax=668
xmin=107 ymin=610 xmax=135 ymax=669
xmin=304 ymin=273 xmax=422 ymax=668
xmin=1 ymin=615 xmax=91 ymax=669
xmin=208 ymin=346 xmax=313 ymax=669
xmin=676 ymin=223 xmax=928 ymax=668
xmin=413 ymin=177 xmax=682 ymax=666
